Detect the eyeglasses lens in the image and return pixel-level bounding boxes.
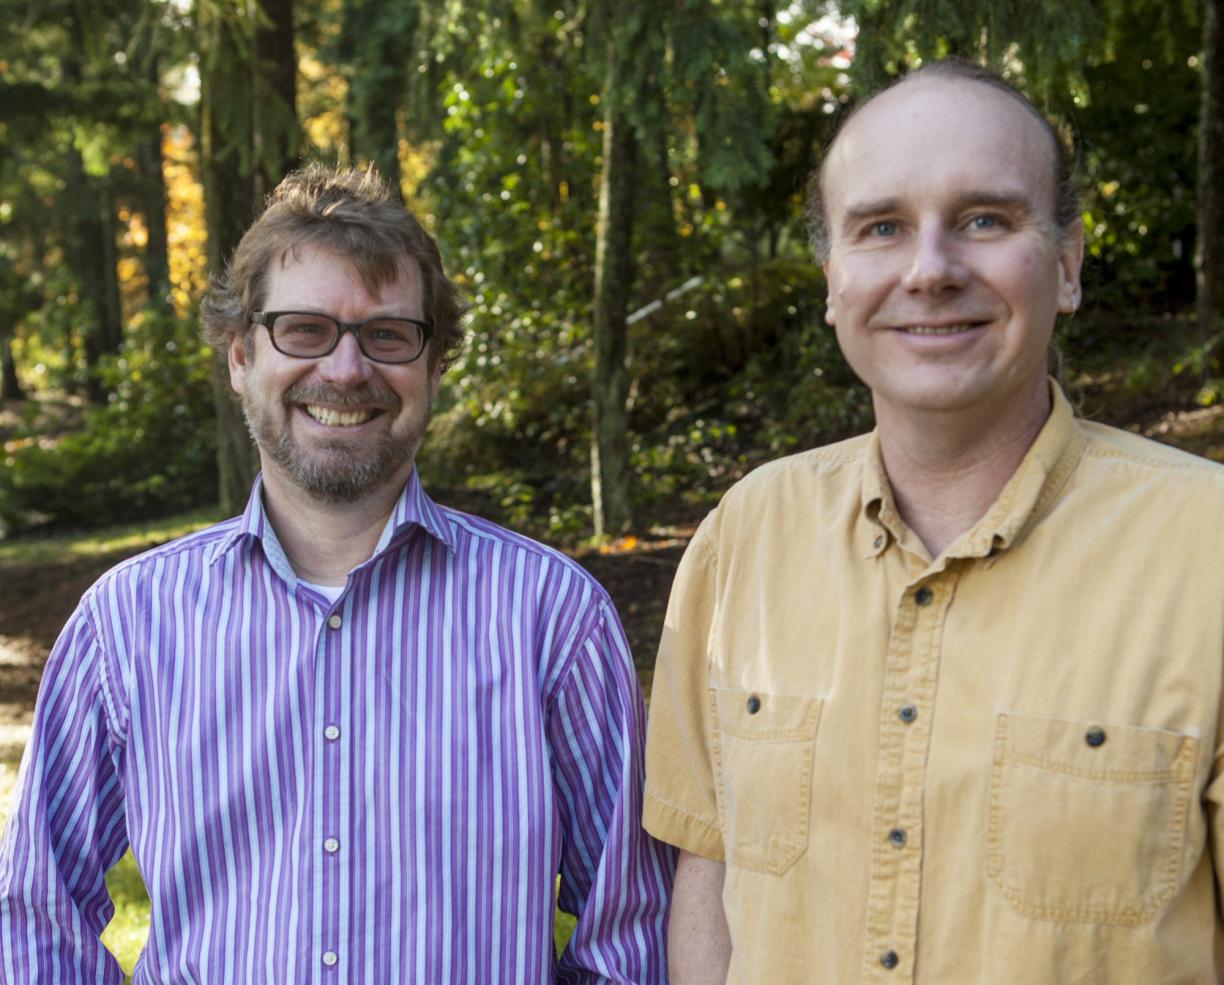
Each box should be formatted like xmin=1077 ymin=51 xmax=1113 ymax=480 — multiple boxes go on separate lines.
xmin=271 ymin=314 xmax=424 ymax=363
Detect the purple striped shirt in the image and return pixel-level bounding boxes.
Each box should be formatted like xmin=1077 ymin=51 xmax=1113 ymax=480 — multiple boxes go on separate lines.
xmin=0 ymin=472 xmax=673 ymax=983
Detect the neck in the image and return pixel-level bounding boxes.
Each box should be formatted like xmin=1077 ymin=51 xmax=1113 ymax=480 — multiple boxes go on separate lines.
xmin=259 ymin=468 xmax=410 ymax=585
xmin=875 ymin=384 xmax=1051 ymax=559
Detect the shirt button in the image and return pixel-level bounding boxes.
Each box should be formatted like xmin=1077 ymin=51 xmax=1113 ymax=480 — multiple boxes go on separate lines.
xmin=323 ymin=837 xmax=339 ymax=854
xmin=881 ymin=949 xmax=899 ymax=969
xmin=914 ymin=586 xmax=934 ymax=606
xmin=324 ymin=725 xmax=341 ymax=741
xmin=888 ymin=828 xmax=907 ymax=847
xmin=327 ymin=613 xmax=343 ymax=630
xmin=322 ymin=951 xmax=338 ymax=968
xmin=873 ymin=534 xmax=884 ymax=549
xmin=1085 ymin=726 xmax=1107 ymax=747
xmin=898 ymin=704 xmax=918 ymax=724
xmin=746 ymin=695 xmax=761 ymax=714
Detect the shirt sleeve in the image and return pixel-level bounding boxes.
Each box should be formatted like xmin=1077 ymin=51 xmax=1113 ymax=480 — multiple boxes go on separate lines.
xmin=547 ymin=597 xmax=674 ymax=985
xmin=1207 ymin=646 xmax=1224 ymax=910
xmin=0 ymin=596 xmax=129 ymax=984
xmin=642 ymin=522 xmax=725 ymax=860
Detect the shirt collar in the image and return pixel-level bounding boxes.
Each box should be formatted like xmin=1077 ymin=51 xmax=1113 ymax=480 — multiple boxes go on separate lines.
xmin=207 ymin=468 xmax=456 ymax=569
xmin=861 ymin=381 xmax=1086 ymax=561
xmin=376 ymin=467 xmax=456 ymax=555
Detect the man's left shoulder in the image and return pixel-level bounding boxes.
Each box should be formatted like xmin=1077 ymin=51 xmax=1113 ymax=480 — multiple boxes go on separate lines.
xmin=1078 ymin=418 xmax=1224 ymax=486
xmin=435 ymin=505 xmax=612 ymax=604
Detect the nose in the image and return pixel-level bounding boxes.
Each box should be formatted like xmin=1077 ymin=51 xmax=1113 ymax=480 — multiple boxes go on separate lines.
xmin=902 ymin=223 xmax=968 ymax=294
xmin=316 ymin=331 xmax=373 ymax=386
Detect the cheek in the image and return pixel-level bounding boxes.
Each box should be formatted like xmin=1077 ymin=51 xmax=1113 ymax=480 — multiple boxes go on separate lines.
xmin=830 ymin=258 xmax=893 ymax=308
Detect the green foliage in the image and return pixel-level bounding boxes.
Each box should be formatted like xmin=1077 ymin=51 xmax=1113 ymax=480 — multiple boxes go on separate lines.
xmin=1074 ymin=1 xmax=1201 ymax=312
xmin=423 ymin=259 xmax=873 ymax=540
xmin=0 ymin=312 xmax=217 ymax=536
xmin=667 ymin=0 xmax=776 ymax=192
xmin=841 ymin=0 xmax=1099 ymax=96
xmin=101 ymin=851 xmax=152 ymax=979
xmin=627 ymin=260 xmax=872 ymax=505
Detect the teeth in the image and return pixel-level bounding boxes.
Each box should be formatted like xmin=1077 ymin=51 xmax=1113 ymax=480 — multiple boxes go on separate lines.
xmin=305 ymin=405 xmax=376 ymax=427
xmin=902 ymin=324 xmax=976 ymax=335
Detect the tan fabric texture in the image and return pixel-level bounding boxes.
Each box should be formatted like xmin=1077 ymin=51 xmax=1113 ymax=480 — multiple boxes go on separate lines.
xmin=644 ymin=385 xmax=1224 ymax=984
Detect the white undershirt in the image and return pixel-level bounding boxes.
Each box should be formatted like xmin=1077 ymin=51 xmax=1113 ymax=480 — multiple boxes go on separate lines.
xmin=298 ymin=579 xmax=345 ymax=604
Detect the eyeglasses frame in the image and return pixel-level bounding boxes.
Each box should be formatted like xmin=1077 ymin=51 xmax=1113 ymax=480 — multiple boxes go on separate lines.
xmin=250 ymin=310 xmax=435 ymax=365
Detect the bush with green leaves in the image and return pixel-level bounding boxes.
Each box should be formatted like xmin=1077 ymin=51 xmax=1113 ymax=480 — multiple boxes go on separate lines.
xmin=420 ymin=259 xmax=874 ymax=540
xmin=0 ymin=313 xmax=217 ymax=537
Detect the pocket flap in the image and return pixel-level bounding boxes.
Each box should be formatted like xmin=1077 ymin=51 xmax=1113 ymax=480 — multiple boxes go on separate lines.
xmin=712 ymin=687 xmax=821 ymax=741
xmin=996 ymin=713 xmax=1196 ymax=780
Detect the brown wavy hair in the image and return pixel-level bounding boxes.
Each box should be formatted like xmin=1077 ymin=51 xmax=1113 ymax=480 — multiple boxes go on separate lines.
xmin=200 ymin=164 xmax=467 ymax=370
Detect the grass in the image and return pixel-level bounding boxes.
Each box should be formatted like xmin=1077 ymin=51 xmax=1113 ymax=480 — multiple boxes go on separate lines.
xmin=0 ymin=507 xmax=224 ymax=566
xmin=100 ymin=855 xmax=151 ymax=976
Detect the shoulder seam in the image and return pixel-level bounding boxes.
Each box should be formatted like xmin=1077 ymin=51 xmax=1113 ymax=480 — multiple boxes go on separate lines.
xmin=80 ymin=594 xmax=128 ymax=752
xmin=101 ymin=520 xmax=242 ymax=581
xmin=1081 ymin=441 xmax=1224 ymax=475
xmin=439 ymin=507 xmax=612 ymax=600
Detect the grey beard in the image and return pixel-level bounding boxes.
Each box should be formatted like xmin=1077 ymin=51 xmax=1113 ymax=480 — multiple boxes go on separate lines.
xmin=241 ymin=384 xmax=429 ymax=504
xmin=253 ymin=421 xmax=419 ymax=503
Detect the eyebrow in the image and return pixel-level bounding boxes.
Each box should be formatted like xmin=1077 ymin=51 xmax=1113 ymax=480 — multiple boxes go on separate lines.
xmin=839 ymin=190 xmax=1038 ymax=228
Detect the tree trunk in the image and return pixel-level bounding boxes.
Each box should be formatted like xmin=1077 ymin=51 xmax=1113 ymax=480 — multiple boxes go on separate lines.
xmin=62 ymin=40 xmax=124 ymax=401
xmin=199 ymin=0 xmax=260 ymax=514
xmin=1197 ymin=0 xmax=1224 ymax=336
xmin=343 ymin=0 xmax=417 ymax=194
xmin=1 ymin=332 xmax=24 ymax=401
xmin=590 ymin=57 xmax=638 ymax=539
xmin=138 ymin=123 xmax=172 ymax=312
xmin=64 ymin=144 xmax=124 ymax=402
xmin=96 ymin=179 xmax=124 ymax=354
xmin=252 ymin=0 xmax=300 ymax=203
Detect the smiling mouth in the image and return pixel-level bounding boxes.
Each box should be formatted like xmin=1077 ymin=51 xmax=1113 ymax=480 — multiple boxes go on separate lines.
xmin=897 ymin=323 xmax=984 ymax=335
xmin=303 ymin=405 xmax=379 ymax=427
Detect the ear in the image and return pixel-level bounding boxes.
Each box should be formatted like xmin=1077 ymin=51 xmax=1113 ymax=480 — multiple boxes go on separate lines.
xmin=228 ymin=331 xmax=251 ymax=395
xmin=1056 ymin=219 xmax=1084 ymax=315
xmin=427 ymin=356 xmax=445 ymax=401
xmin=822 ymin=260 xmax=837 ymax=325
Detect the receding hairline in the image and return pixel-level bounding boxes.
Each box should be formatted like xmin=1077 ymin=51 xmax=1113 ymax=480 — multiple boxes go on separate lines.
xmin=824 ymin=73 xmax=1060 ymax=200
xmin=813 ymin=68 xmax=1076 ymax=256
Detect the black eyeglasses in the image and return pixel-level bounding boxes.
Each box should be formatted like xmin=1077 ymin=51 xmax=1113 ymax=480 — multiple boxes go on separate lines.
xmin=251 ymin=311 xmax=434 ymax=365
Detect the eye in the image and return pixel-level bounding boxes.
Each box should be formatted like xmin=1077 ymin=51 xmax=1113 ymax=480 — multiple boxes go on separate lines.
xmin=366 ymin=320 xmax=415 ymax=344
xmin=868 ymin=220 xmax=899 ymax=237
xmin=968 ymin=214 xmax=1002 ymax=231
xmin=281 ymin=317 xmax=329 ymax=336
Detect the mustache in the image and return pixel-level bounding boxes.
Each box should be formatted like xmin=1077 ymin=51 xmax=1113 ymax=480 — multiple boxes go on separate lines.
xmin=283 ymin=382 xmax=401 ymax=410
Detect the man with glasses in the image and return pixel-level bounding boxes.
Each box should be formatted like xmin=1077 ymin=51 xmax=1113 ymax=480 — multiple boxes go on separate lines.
xmin=0 ymin=165 xmax=672 ymax=982
xmin=645 ymin=60 xmax=1224 ymax=983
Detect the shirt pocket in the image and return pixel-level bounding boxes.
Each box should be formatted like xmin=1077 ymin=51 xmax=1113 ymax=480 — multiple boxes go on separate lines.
xmin=710 ymin=687 xmax=822 ymax=875
xmin=987 ymin=711 xmax=1198 ymax=926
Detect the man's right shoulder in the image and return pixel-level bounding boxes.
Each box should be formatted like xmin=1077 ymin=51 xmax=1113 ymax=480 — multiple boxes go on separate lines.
xmin=83 ymin=514 xmax=245 ymax=601
xmin=720 ymin=431 xmax=872 ymax=509
xmin=694 ymin=431 xmax=873 ymax=549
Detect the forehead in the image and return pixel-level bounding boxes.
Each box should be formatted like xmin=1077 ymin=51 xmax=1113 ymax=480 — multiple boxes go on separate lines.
xmin=264 ymin=240 xmax=424 ymax=311
xmin=822 ymin=78 xmax=1057 ymax=225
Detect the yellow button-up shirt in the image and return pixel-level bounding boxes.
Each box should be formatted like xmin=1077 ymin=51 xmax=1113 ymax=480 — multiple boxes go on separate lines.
xmin=644 ymin=386 xmax=1224 ymax=983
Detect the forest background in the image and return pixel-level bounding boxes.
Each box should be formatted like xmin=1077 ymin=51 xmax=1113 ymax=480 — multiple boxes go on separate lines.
xmin=2 ymin=0 xmax=1223 ymax=550
xmin=3 ymin=0 xmax=1224 ymax=971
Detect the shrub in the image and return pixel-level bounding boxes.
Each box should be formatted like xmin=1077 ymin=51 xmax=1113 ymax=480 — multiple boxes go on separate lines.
xmin=0 ymin=317 xmax=217 ymax=537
